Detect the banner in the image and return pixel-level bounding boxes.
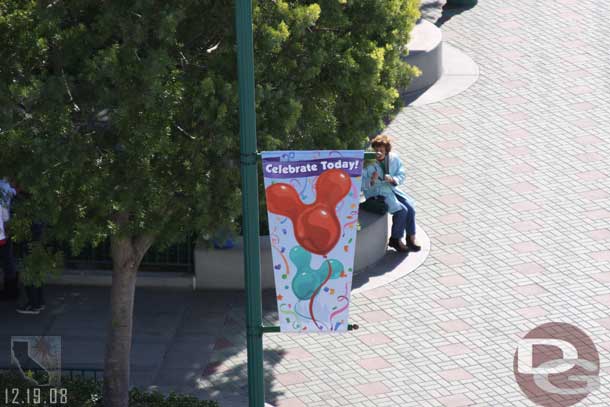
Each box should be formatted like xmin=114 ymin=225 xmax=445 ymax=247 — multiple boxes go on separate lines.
xmin=262 ymin=150 xmax=364 ymax=333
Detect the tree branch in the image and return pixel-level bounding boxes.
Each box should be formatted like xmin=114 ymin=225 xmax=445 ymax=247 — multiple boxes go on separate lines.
xmin=61 ymin=68 xmax=80 ymax=112
xmin=45 ymin=0 xmax=62 ymax=9
xmin=309 ymin=27 xmax=342 ymax=33
xmin=0 ymin=117 xmax=29 ymax=135
xmin=174 ymin=123 xmax=195 ymax=140
xmin=133 ymin=234 xmax=155 ymax=262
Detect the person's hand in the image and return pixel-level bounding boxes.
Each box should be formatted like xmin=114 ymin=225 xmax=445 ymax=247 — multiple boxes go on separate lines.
xmin=384 ymin=174 xmax=395 ymax=185
xmin=371 ymin=171 xmax=378 ymax=185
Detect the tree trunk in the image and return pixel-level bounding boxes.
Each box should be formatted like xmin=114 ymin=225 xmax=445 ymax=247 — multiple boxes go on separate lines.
xmin=103 ymin=232 xmax=153 ymax=407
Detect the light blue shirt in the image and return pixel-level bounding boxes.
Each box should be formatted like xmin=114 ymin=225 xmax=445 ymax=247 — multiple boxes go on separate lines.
xmin=0 ymin=179 xmax=16 ymax=210
xmin=361 ymin=152 xmax=415 ymax=213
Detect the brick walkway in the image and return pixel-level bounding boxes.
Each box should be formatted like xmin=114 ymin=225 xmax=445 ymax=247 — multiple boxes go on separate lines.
xmin=203 ymin=1 xmax=610 ymax=405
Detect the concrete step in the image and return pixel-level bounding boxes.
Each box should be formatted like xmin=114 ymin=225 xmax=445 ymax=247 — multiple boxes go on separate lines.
xmin=47 ymin=269 xmax=194 ymax=289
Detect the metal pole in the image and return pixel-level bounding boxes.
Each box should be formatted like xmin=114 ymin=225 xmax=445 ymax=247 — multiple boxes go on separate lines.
xmin=261 ymin=324 xmax=360 ymax=334
xmin=235 ymin=1 xmax=265 ymax=407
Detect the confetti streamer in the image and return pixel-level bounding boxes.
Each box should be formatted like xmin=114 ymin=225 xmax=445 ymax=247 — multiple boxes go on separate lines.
xmin=329 ymin=283 xmax=350 ymax=330
xmin=279 ymin=303 xmax=302 ymax=330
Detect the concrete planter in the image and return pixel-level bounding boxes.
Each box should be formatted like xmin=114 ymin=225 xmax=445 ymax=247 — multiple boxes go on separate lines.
xmin=194 ymin=210 xmax=389 ymax=290
xmin=402 ymin=20 xmax=444 ymax=95
xmin=420 ymin=0 xmax=448 ymax=24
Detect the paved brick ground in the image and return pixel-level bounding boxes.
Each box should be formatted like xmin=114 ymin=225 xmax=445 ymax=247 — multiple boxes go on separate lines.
xmin=201 ymin=0 xmax=610 ymax=405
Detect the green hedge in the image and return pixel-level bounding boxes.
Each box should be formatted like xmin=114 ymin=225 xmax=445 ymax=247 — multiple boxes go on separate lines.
xmin=0 ymin=372 xmax=219 ymax=407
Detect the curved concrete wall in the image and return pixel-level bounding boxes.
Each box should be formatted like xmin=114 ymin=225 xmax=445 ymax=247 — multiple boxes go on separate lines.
xmin=194 ymin=211 xmax=389 ymax=290
xmin=402 ymin=20 xmax=443 ymax=94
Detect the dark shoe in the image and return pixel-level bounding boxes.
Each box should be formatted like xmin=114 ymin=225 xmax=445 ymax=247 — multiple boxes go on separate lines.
xmin=407 ymin=241 xmax=421 ymax=252
xmin=388 ymin=238 xmax=409 ymax=252
xmin=17 ymin=304 xmax=41 ymax=315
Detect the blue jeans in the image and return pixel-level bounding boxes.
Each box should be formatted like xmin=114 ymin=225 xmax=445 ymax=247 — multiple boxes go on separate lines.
xmin=391 ymin=194 xmax=416 ymax=240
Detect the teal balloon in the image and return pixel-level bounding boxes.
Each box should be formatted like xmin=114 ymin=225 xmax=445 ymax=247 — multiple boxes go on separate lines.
xmin=289 ymin=246 xmax=344 ymax=300
xmin=292 ymin=269 xmax=320 ymax=300
xmin=326 ymin=259 xmax=343 ymax=279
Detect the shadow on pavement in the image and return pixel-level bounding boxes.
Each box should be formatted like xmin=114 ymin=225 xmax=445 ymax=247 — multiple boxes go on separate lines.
xmin=0 ymin=285 xmax=285 ymax=406
xmin=192 ymin=289 xmax=285 ymax=406
xmin=400 ymin=86 xmax=432 ymax=107
xmin=352 ymin=251 xmax=409 ymax=290
xmin=436 ymin=0 xmax=478 ymax=27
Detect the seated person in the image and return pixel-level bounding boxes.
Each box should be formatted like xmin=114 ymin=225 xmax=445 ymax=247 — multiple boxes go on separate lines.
xmin=362 ymin=135 xmax=421 ymax=252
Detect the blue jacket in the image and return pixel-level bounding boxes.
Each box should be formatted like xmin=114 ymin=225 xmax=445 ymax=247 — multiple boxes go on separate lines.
xmin=361 ymin=152 xmax=415 ymax=213
xmin=0 ymin=180 xmax=15 ymax=241
xmin=0 ymin=180 xmax=15 ymax=209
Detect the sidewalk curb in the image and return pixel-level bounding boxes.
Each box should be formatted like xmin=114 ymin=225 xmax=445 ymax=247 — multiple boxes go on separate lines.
xmin=352 ymin=225 xmax=431 ymax=295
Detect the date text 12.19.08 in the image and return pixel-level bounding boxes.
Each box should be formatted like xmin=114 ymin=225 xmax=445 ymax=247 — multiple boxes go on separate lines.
xmin=4 ymin=387 xmax=68 ymax=405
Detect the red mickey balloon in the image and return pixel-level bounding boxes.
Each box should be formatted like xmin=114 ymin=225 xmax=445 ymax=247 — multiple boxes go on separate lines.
xmin=266 ymin=183 xmax=305 ymax=220
xmin=295 ymin=206 xmax=339 ymax=256
xmin=265 ymin=169 xmax=352 ymax=255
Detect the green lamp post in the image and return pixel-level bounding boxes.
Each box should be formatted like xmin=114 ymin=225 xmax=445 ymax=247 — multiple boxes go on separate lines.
xmin=235 ymin=0 xmax=265 ymax=406
xmin=234 ymin=2 xmax=365 ymax=405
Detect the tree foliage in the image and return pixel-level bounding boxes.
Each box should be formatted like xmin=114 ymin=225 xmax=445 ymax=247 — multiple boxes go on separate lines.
xmin=0 ymin=1 xmax=419 ymax=404
xmin=0 ymin=0 xmax=418 ymax=253
xmin=254 ymin=0 xmax=420 ymax=150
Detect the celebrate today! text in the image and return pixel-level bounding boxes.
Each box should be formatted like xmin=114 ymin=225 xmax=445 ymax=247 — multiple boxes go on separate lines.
xmin=263 ymin=158 xmax=363 ymax=179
